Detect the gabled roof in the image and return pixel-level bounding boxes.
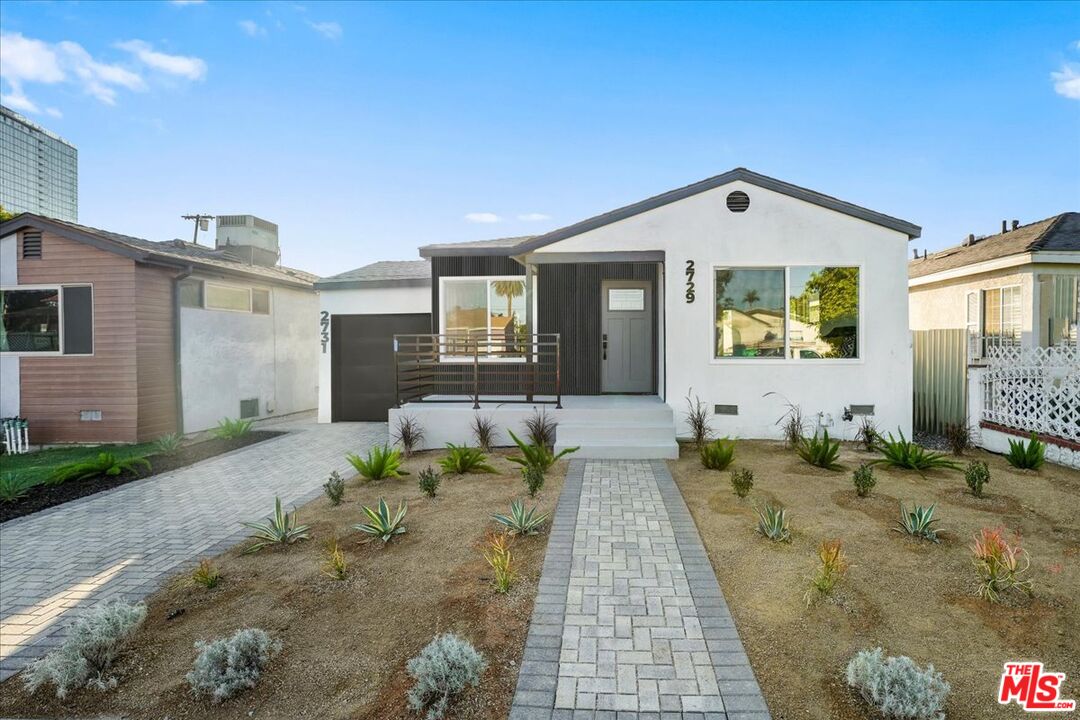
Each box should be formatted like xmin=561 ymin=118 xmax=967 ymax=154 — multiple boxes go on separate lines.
xmin=909 ymin=212 xmax=1080 ymax=279
xmin=0 ymin=214 xmax=317 ymax=288
xmin=419 ymin=168 xmax=921 ymax=258
xmin=315 ymin=259 xmax=431 ymax=290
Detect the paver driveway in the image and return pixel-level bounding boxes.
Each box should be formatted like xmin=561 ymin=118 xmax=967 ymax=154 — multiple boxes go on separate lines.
xmin=0 ymin=418 xmax=384 ymax=680
xmin=509 ymin=459 xmax=770 ymax=720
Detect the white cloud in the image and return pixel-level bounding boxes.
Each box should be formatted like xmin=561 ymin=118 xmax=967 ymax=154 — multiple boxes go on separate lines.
xmin=238 ymin=20 xmax=266 ymax=37
xmin=306 ymin=20 xmax=342 ymax=40
xmin=45 ymin=107 xmax=62 ymax=118
xmin=518 ymin=213 xmax=551 ymax=222
xmin=0 ymin=89 xmax=40 ymax=113
xmin=1053 ymin=63 xmax=1080 ymax=100
xmin=115 ymin=40 xmax=207 ymax=81
xmin=464 ymin=213 xmax=501 ymax=224
xmin=59 ymin=40 xmax=145 ymax=104
xmin=0 ymin=32 xmax=65 ymax=87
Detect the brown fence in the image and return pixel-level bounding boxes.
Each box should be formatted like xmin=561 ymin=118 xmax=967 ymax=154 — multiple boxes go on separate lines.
xmin=394 ymin=333 xmax=561 ymax=409
xmin=912 ymin=329 xmax=968 ymax=434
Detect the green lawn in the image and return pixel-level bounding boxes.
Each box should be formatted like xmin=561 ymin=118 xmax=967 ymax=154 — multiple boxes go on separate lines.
xmin=0 ymin=442 xmax=157 ymax=487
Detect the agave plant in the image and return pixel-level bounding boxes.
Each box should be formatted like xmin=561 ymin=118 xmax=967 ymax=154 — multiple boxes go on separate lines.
xmin=49 ymin=452 xmax=151 ymax=485
xmin=492 ymin=500 xmax=549 ymax=536
xmin=1005 ymin=433 xmax=1045 ymax=470
xmin=797 ymin=430 xmax=842 ymax=471
xmin=700 ymin=438 xmax=736 ymax=471
xmin=895 ymin=502 xmax=941 ymax=542
xmin=212 ymin=417 xmax=254 ymax=440
xmin=0 ymin=472 xmax=32 ymax=502
xmin=755 ymin=503 xmax=791 ymax=542
xmin=354 ymin=498 xmax=408 ymax=543
xmin=347 ymin=445 xmax=408 ymax=480
xmin=241 ymin=497 xmax=311 ymax=554
xmin=439 ymin=444 xmax=497 ymax=474
xmin=507 ymin=430 xmax=577 ymax=473
xmin=153 ymin=432 xmax=184 ymax=455
xmin=869 ymin=430 xmax=961 ymax=472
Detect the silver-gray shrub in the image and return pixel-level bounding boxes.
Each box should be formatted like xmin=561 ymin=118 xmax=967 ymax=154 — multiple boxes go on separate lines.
xmin=23 ymin=600 xmax=147 ymax=698
xmin=846 ymin=647 xmax=950 ymax=720
xmin=187 ymin=628 xmax=281 ymax=703
xmin=406 ymin=633 xmax=487 ymax=720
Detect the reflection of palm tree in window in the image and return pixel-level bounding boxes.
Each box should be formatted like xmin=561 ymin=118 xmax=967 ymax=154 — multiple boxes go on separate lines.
xmin=742 ymin=289 xmax=760 ymax=309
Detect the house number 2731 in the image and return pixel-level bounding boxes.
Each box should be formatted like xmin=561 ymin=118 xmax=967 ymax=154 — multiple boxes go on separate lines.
xmin=685 ymin=260 xmax=695 ymax=303
xmin=319 ymin=311 xmax=330 ymax=353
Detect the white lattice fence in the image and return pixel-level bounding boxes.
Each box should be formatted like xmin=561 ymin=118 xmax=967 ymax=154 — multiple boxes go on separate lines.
xmin=981 ymin=344 xmax=1080 ymax=443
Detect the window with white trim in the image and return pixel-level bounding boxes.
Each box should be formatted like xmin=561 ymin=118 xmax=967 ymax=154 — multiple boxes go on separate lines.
xmin=983 ymin=285 xmax=1021 ymax=342
xmin=0 ymin=285 xmax=93 ymax=354
xmin=714 ymin=266 xmax=859 ymax=360
xmin=440 ymin=276 xmax=527 ymax=357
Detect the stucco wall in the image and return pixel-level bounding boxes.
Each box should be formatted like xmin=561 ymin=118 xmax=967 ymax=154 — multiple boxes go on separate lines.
xmin=181 ymin=280 xmax=318 ymax=433
xmin=0 ymin=233 xmax=18 ymax=418
xmin=317 ymin=284 xmax=431 ymax=423
xmin=530 ymin=179 xmax=914 ymax=441
xmin=909 ymin=266 xmax=1035 ymax=342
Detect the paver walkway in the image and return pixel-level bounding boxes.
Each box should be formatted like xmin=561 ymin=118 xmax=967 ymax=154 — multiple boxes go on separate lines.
xmin=510 ymin=460 xmax=770 ymax=720
xmin=0 ymin=418 xmax=384 ymax=680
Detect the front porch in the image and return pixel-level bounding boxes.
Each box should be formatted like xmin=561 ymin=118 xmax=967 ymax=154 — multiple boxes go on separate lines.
xmin=389 ymin=394 xmax=679 ymax=459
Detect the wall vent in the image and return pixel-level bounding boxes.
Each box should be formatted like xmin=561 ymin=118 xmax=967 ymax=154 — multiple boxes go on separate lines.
xmin=726 ymin=191 xmax=750 ymax=213
xmin=239 ymin=398 xmax=260 ymax=419
xmin=714 ymin=404 xmax=739 ymax=416
xmin=849 ymin=404 xmax=875 ymax=416
xmin=22 ymin=231 xmax=42 ymax=259
xmin=79 ymin=410 xmax=102 ymax=422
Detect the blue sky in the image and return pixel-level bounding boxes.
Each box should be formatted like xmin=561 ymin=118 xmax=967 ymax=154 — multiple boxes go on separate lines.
xmin=1 ymin=1 xmax=1078 ymax=276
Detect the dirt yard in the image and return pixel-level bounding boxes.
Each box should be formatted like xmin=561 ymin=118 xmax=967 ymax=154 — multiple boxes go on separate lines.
xmin=671 ymin=440 xmax=1080 ymax=720
xmin=0 ymin=450 xmax=566 ymax=720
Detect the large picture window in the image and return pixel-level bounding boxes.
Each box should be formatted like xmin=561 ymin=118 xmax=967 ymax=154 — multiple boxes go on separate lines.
xmin=441 ymin=277 xmax=527 ymax=357
xmin=714 ymin=266 xmax=859 ymax=360
xmin=0 ymin=285 xmax=93 ymax=354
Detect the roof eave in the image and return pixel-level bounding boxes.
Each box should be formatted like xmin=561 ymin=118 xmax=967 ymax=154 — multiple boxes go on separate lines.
xmin=313 ymin=277 xmax=431 ymax=290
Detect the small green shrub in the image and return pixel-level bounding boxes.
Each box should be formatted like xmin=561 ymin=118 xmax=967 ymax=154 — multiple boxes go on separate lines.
xmin=857 ymin=416 xmax=879 ymax=452
xmin=406 ymin=633 xmax=487 ymax=720
xmin=321 ymin=540 xmax=348 ymax=580
xmin=492 ymin=500 xmax=548 ymax=536
xmin=23 ymin=600 xmax=147 ymax=698
xmin=870 ymin=430 xmax=961 ymax=472
xmin=943 ymin=423 xmax=971 ymax=455
xmin=797 ymin=430 xmax=842 ymax=471
xmin=895 ymin=503 xmax=941 ymax=543
xmin=49 ymin=452 xmax=151 ymax=485
xmin=241 ymin=497 xmax=310 ymax=554
xmin=845 ymin=647 xmax=950 ymax=720
xmin=700 ymin=438 xmax=736 ymax=471
xmin=1005 ymin=433 xmax=1045 ymax=470
xmin=730 ymin=467 xmax=753 ymax=498
xmin=439 ymin=444 xmax=497 ymax=475
xmin=852 ymin=464 xmax=876 ymax=498
xmin=471 ymin=414 xmax=498 ymax=451
xmin=805 ymin=539 xmax=847 ymax=607
xmin=153 ymin=432 xmax=184 ymax=455
xmin=522 ymin=466 xmax=545 ymax=497
xmin=0 ymin=472 xmax=32 ymax=502
xmin=964 ymin=461 xmax=991 ymax=497
xmin=683 ymin=390 xmax=714 ymax=449
xmin=418 ymin=466 xmax=442 ymax=498
xmin=507 ymin=430 xmax=577 ymax=473
xmin=323 ymin=471 xmax=345 ymax=505
xmin=187 ymin=628 xmax=281 ymax=703
xmin=355 ymin=498 xmax=408 ymax=543
xmin=755 ymin=503 xmax=791 ymax=542
xmin=347 ymin=445 xmax=408 ymax=480
xmin=524 ymin=408 xmax=557 ymax=448
xmin=392 ymin=414 xmax=425 ymax=458
xmin=212 ymin=417 xmax=254 ymax=440
xmin=192 ymin=559 xmax=221 ymax=589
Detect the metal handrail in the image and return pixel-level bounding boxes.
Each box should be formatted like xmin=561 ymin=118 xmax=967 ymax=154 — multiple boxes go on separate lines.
xmin=394 ymin=332 xmax=561 ymax=409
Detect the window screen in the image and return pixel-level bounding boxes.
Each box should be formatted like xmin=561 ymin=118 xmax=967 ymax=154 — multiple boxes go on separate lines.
xmin=251 ymin=289 xmax=270 ymax=315
xmin=62 ymin=286 xmax=94 ymax=355
xmin=205 ymin=284 xmax=251 ymax=312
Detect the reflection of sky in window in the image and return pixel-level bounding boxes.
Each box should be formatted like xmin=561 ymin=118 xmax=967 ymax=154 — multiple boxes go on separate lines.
xmin=789 ymin=267 xmax=815 ymax=298
xmin=714 ymin=268 xmax=784 ymax=310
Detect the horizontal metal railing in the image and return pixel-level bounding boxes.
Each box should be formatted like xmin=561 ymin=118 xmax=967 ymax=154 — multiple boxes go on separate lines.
xmin=394 ymin=333 xmax=561 ymax=409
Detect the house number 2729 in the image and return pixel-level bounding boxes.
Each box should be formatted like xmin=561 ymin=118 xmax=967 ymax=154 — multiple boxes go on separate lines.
xmin=685 ymin=260 xmax=695 ymax=303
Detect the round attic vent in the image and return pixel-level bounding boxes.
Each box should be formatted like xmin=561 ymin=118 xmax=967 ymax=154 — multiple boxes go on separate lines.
xmin=726 ymin=191 xmax=750 ymax=213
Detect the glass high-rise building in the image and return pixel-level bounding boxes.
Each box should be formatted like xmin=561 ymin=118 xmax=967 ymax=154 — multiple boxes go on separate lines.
xmin=0 ymin=105 xmax=78 ymax=222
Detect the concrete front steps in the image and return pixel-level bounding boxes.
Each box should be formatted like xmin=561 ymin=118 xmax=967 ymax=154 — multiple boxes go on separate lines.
xmin=555 ymin=405 xmax=679 ymax=459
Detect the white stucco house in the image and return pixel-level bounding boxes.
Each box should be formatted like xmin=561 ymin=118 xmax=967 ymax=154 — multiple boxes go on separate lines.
xmin=318 ymin=168 xmax=920 ymax=458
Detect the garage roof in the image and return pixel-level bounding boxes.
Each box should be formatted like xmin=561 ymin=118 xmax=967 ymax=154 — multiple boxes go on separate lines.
xmin=315 ymin=259 xmax=431 ymax=290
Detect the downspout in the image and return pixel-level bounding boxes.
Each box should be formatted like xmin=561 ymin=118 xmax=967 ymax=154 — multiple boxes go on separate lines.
xmin=172 ymin=265 xmax=194 ymax=435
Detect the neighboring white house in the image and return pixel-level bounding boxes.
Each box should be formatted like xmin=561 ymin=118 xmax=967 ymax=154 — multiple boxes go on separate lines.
xmin=321 ymin=169 xmax=919 ymax=456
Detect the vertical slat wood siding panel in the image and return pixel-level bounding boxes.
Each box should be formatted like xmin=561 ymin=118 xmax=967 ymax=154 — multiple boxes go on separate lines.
xmin=134 ymin=264 xmax=178 ymax=441
xmin=17 ymin=231 xmax=140 ymax=443
xmin=912 ymin=328 xmax=967 ymax=434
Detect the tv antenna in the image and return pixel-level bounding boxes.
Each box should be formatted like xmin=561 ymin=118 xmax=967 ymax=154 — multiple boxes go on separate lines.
xmin=181 ymin=214 xmax=216 ymax=245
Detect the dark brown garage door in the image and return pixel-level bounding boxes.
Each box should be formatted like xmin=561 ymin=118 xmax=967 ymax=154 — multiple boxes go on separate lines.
xmin=331 ymin=313 xmax=431 ymax=421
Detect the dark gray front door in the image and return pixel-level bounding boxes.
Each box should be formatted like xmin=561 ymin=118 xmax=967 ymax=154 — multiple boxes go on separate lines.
xmin=601 ymin=280 xmax=652 ymax=393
